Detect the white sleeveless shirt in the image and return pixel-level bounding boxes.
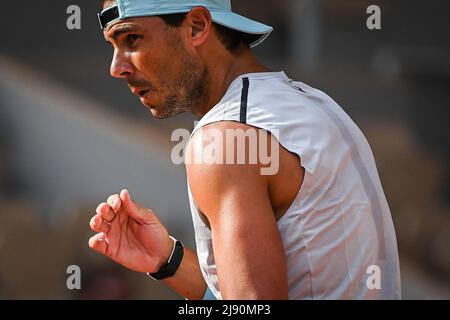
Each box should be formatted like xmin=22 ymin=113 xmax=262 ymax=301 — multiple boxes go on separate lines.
xmin=187 ymin=72 xmax=401 ymax=300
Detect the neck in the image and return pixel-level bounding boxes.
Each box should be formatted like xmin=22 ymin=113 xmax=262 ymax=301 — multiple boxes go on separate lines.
xmin=199 ymin=47 xmax=271 ymax=117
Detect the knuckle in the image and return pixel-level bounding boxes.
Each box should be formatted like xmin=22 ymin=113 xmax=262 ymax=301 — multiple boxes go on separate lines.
xmin=108 ymin=194 xmax=119 ymax=207
xmin=88 ymin=237 xmax=96 ymax=248
xmin=96 ymin=203 xmax=104 ymax=213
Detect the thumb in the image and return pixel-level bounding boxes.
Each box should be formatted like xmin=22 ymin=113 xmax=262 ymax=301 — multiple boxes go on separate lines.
xmin=120 ymin=189 xmax=152 ymax=224
xmin=88 ymin=232 xmax=108 ymax=255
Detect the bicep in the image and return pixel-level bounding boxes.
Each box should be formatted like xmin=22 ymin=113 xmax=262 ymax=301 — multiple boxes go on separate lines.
xmin=210 ymin=183 xmax=288 ymax=299
xmin=186 ymin=138 xmax=288 ymax=299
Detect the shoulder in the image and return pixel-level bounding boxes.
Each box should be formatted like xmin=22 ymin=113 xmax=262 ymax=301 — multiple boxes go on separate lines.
xmin=186 ymin=120 xmax=277 ymax=173
xmin=185 ymin=121 xmax=273 ymax=216
xmin=186 ymin=120 xmax=273 ymax=174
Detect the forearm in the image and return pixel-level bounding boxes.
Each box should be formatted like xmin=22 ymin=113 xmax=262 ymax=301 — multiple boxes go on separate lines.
xmin=162 ymin=246 xmax=207 ymax=300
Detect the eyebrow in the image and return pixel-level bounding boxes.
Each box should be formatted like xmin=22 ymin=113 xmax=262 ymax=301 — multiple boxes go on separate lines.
xmin=105 ymin=24 xmax=139 ymax=43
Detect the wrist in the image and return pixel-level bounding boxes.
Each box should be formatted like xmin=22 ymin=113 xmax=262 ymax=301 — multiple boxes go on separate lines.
xmin=147 ymin=236 xmax=184 ymax=281
xmin=155 ymin=236 xmax=177 ymax=271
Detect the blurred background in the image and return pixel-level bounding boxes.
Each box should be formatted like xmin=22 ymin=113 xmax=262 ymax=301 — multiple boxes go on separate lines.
xmin=0 ymin=0 xmax=449 ymax=299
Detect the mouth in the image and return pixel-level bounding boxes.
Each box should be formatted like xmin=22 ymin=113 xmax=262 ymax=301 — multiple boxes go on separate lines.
xmin=138 ymin=89 xmax=149 ymax=99
xmin=131 ymin=87 xmax=150 ymax=98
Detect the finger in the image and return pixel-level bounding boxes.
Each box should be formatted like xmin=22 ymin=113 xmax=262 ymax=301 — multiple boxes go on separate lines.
xmin=120 ymin=189 xmax=135 ymax=213
xmin=107 ymin=194 xmax=122 ymax=212
xmin=88 ymin=233 xmax=108 ymax=255
xmin=96 ymin=202 xmax=115 ymax=222
xmin=120 ymin=189 xmax=149 ymax=224
xmin=90 ymin=215 xmax=110 ymax=233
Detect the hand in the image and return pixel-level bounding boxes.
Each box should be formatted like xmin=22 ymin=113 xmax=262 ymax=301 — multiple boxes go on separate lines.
xmin=89 ymin=189 xmax=174 ymax=273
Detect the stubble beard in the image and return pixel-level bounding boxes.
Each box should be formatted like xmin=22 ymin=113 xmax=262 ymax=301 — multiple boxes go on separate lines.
xmin=155 ymin=42 xmax=211 ymax=119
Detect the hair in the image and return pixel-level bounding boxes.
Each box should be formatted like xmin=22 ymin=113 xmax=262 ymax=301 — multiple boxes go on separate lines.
xmin=158 ymin=13 xmax=258 ymax=53
xmin=101 ymin=1 xmax=257 ymax=53
xmin=102 ymin=0 xmax=116 ymax=8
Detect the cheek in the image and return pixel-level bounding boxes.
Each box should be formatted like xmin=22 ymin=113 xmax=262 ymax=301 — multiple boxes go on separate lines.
xmin=130 ymin=50 xmax=167 ymax=89
xmin=131 ymin=50 xmax=155 ymax=74
xmin=153 ymin=54 xmax=182 ymax=86
xmin=133 ymin=40 xmax=186 ymax=89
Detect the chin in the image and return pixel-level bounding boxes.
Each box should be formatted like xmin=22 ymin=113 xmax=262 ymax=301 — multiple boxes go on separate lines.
xmin=142 ymin=101 xmax=184 ymax=119
xmin=150 ymin=110 xmax=167 ymax=119
xmin=145 ymin=105 xmax=163 ymax=118
xmin=145 ymin=104 xmax=168 ymax=119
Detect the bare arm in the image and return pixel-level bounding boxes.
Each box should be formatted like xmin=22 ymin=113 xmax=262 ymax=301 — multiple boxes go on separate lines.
xmin=88 ymin=189 xmax=206 ymax=300
xmin=186 ymin=122 xmax=289 ymax=299
xmin=162 ymin=247 xmax=207 ymax=300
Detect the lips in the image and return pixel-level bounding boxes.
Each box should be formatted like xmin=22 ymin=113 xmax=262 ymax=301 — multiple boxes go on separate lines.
xmin=138 ymin=89 xmax=149 ymax=98
xmin=131 ymin=87 xmax=150 ymax=98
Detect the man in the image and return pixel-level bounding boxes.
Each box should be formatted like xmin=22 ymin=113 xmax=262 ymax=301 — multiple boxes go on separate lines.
xmin=89 ymin=0 xmax=401 ymax=300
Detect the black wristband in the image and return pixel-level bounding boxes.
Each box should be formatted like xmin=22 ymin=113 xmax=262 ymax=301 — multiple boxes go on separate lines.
xmin=148 ymin=237 xmax=184 ymax=280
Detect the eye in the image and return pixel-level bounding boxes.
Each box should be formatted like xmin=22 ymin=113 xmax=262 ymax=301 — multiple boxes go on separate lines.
xmin=127 ymin=34 xmax=141 ymax=46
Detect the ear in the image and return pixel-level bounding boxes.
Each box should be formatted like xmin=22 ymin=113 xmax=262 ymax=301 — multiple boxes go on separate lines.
xmin=185 ymin=7 xmax=212 ymax=47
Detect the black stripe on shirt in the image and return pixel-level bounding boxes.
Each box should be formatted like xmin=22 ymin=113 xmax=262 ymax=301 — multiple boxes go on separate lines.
xmin=240 ymin=77 xmax=250 ymax=124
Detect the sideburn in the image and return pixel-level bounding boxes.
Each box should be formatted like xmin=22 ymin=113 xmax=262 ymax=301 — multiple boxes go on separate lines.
xmin=164 ymin=32 xmax=212 ymax=117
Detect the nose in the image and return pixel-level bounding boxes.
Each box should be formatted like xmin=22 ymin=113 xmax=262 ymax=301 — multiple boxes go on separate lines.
xmin=110 ymin=50 xmax=134 ymax=79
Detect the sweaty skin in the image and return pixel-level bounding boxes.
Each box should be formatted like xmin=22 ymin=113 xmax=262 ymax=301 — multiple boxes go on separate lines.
xmin=89 ymin=6 xmax=304 ymax=300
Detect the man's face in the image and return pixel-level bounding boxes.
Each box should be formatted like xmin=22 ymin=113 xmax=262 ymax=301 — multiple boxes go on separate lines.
xmin=104 ymin=16 xmax=211 ymax=119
